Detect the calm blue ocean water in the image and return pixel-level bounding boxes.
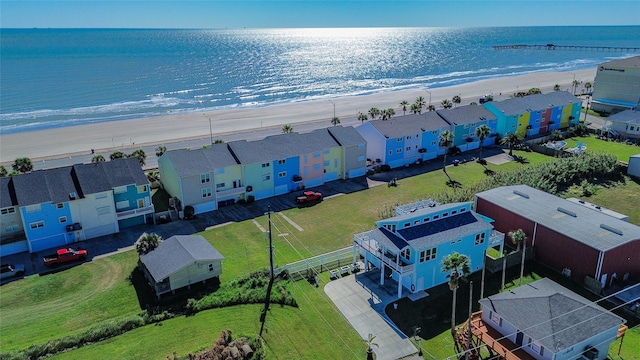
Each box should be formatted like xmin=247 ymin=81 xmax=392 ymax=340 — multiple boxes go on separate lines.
xmin=1 ymin=26 xmax=639 ymax=134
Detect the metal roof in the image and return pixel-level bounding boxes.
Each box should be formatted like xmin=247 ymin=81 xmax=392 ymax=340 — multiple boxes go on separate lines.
xmin=475 ymin=185 xmax=640 ymax=251
xmin=436 ymin=104 xmax=497 ymax=125
xmin=607 ymin=109 xmax=640 ymax=125
xmin=487 ymin=91 xmax=580 ymax=116
xmin=140 ymin=235 xmax=225 ymax=282
xmin=600 ymin=55 xmax=640 ymax=69
xmin=327 ymin=125 xmax=367 ymax=147
xmin=0 ymin=177 xmax=17 ymax=208
xmin=164 ymin=144 xmax=239 ymax=177
xmin=478 ymin=278 xmax=624 ymax=352
xmin=368 ymin=112 xmax=450 ymax=138
xmin=73 ymin=158 xmax=148 ymax=194
xmin=12 ymin=166 xmax=79 ymax=206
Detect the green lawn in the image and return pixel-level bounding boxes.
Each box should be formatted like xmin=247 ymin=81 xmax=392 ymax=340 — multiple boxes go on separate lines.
xmin=563 ymin=134 xmax=640 ymax=162
xmin=2 ymin=144 xmax=639 ymax=359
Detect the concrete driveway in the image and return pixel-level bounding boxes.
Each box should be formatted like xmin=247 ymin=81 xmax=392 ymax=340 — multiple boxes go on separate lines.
xmin=325 ymin=271 xmax=418 ymax=360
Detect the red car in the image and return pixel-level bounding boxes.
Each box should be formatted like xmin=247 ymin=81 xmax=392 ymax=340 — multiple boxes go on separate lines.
xmin=296 ymin=190 xmax=323 ymax=204
xmin=43 ymin=247 xmax=88 ymax=267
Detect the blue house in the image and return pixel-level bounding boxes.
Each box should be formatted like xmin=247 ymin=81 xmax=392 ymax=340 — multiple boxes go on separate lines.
xmin=356 ymin=113 xmax=451 ymax=169
xmin=353 ymin=201 xmax=504 ymax=298
xmin=436 ymin=104 xmax=498 ymax=152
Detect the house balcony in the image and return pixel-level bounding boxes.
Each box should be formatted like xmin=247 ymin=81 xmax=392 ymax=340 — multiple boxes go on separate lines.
xmin=216 ymin=186 xmax=246 ymax=199
xmin=465 ymin=311 xmax=536 ymax=360
xmin=488 ymin=230 xmax=505 ymax=247
xmin=117 ymin=204 xmax=155 ymax=220
xmin=354 ymin=233 xmax=414 ymax=274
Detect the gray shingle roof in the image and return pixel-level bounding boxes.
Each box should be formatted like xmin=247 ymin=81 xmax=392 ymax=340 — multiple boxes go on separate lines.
xmin=436 ymin=104 xmax=497 ymax=125
xmin=228 ymin=130 xmax=340 ymax=165
xmin=327 ymin=125 xmax=366 ymax=147
xmin=487 ymin=91 xmax=580 ymax=116
xmin=12 ymin=166 xmax=80 ymax=206
xmin=0 ymin=177 xmax=17 ymax=208
xmin=163 ymin=144 xmax=239 ymax=177
xmin=368 ymin=112 xmax=450 ymax=138
xmin=475 ymin=185 xmax=640 ymax=251
xmin=478 ymin=278 xmax=624 ymax=352
xmin=600 ymin=55 xmax=640 ymax=69
xmin=140 ymin=235 xmax=224 ymax=282
xmin=99 ymin=157 xmax=149 ymax=188
xmin=607 ymin=109 xmax=640 ymax=125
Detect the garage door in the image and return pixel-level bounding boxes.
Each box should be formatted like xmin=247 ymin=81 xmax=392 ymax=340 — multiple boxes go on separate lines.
xmin=30 ymin=234 xmax=67 ymax=253
xmin=193 ymin=201 xmax=215 ymax=215
xmin=274 ymin=184 xmax=289 ymax=196
xmin=324 ymin=172 xmax=339 ymax=182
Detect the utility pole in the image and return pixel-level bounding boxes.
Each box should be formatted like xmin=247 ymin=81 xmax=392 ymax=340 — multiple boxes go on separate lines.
xmin=466 ymin=281 xmax=473 ymax=360
xmin=259 ymin=206 xmax=275 ymax=338
xmin=209 ymin=118 xmax=213 ymax=145
xmin=268 ymin=206 xmax=274 ymax=280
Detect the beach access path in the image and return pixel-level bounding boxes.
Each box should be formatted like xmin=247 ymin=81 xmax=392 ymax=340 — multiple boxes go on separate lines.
xmin=0 ymin=69 xmax=595 ymax=165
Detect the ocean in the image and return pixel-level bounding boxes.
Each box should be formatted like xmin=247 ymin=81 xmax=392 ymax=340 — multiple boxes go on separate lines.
xmin=1 ymin=26 xmax=639 ymax=134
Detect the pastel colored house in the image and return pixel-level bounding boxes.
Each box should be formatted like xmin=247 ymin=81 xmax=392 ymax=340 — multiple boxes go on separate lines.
xmin=591 ymin=56 xmax=640 ymax=114
xmin=436 ymin=104 xmax=498 ymax=152
xmin=356 ymin=113 xmax=451 ymax=169
xmin=353 ymin=201 xmax=504 ymax=298
xmin=0 ymin=158 xmax=152 ymax=254
xmin=327 ymin=126 xmax=368 ymax=179
xmin=475 ymin=185 xmax=640 ymax=287
xmin=476 ymin=278 xmax=626 ymax=360
xmin=139 ymin=235 xmax=224 ymax=298
xmin=483 ymin=91 xmax=581 ymax=139
xmin=603 ymin=109 xmax=640 ymax=140
xmin=158 ymin=144 xmax=241 ymax=215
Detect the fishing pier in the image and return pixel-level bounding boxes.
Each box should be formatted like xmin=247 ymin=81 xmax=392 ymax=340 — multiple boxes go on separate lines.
xmin=493 ymin=44 xmax=640 ymax=52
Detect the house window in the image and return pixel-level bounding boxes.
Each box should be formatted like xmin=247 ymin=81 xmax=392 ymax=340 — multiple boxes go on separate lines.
xmin=433 ymin=214 xmax=440 ymax=220
xmin=201 ymin=173 xmax=211 ymax=183
xmin=475 ymin=233 xmax=486 ymax=245
xmin=403 ymin=222 xmax=410 ymax=228
xmin=462 ymin=134 xmax=468 ymax=139
xmin=423 ymin=217 xmax=430 ymax=222
xmin=401 ymin=248 xmax=411 ymax=260
xmin=56 ymin=203 xmax=64 ymax=209
xmin=396 ymin=148 xmax=402 ymax=153
xmin=114 ymin=186 xmax=127 ymax=194
xmin=419 ymin=247 xmax=437 ymax=262
xmin=59 ymin=216 xmax=67 ymax=224
xmin=324 ymin=149 xmax=330 ymax=154
xmin=324 ymin=160 xmax=330 ymax=167
xmin=471 ymin=123 xmax=476 ymax=127
xmin=313 ymin=164 xmax=321 ymax=171
xmin=1 ymin=207 xmax=15 ymax=215
xmin=216 ymin=182 xmax=225 ymax=189
xmin=397 ymin=137 xmax=402 ymax=142
xmin=414 ymin=220 xmax=420 ymax=225
xmin=460 ymin=208 xmax=466 ymax=212
xmin=313 ymin=152 xmax=321 ymax=158
xmin=406 ymin=135 xmax=411 ymax=139
xmin=358 ymin=144 xmax=365 ymax=150
xmin=450 ymin=239 xmax=462 ymax=245
xmin=202 ymin=188 xmax=212 ymax=198
xmin=209 ymin=264 xmax=214 ymax=272
xmin=29 ymin=220 xmax=45 ymax=229
xmin=95 ymin=193 xmax=108 ymax=199
xmin=262 ymin=174 xmax=271 ymax=181
xmin=116 ymin=200 xmax=130 ymax=209
xmin=261 ymin=162 xmax=270 ymax=168
xmin=278 ymin=159 xmax=286 ymax=165
xmin=137 ymin=185 xmax=148 ymax=193
xmin=278 ymin=171 xmax=287 ymax=178
xmin=406 ymin=147 xmax=411 ymax=151
xmin=388 ymin=150 xmax=393 ymax=155
xmin=432 ymin=131 xmax=437 ymax=135
xmin=531 ymin=342 xmax=542 ymax=355
xmin=358 ymin=155 xmax=365 ymax=162
xmin=451 ymin=210 xmax=457 ymax=215
xmin=5 ymin=224 xmax=19 ymax=232
xmin=490 ymin=311 xmax=502 ymax=326
xmin=97 ymin=206 xmax=111 ymax=215
xmin=215 ymin=168 xmax=225 ymax=175
xmin=443 ymin=212 xmax=448 ymax=217
xmin=26 ymin=204 xmax=41 ymax=213
xmin=431 ymin=141 xmax=436 ymax=146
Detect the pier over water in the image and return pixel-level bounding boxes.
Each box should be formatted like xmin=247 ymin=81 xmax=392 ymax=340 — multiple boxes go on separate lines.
xmin=493 ymin=44 xmax=640 ymax=52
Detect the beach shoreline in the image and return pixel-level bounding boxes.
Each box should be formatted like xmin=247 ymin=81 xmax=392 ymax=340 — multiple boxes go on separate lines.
xmin=0 ymin=68 xmax=596 ymax=164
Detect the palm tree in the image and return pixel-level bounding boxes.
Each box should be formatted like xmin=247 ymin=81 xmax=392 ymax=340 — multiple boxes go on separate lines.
xmin=358 ymin=112 xmax=368 ymax=123
xmin=400 ymin=100 xmax=409 ymax=115
xmin=508 ymin=228 xmax=527 ymax=251
xmin=475 ymin=124 xmax=491 ymax=160
xmin=440 ymin=99 xmax=452 ymax=109
xmin=213 ymin=139 xmax=225 ymax=144
xmin=129 ymin=149 xmax=147 ymax=166
xmin=441 ymin=252 xmax=471 ymax=335
xmin=110 ymin=151 xmax=126 ymax=161
xmin=12 ymin=157 xmax=33 ymax=173
xmin=452 ymin=95 xmax=461 ymax=107
xmin=416 ymin=96 xmax=426 ymax=111
xmin=155 ymin=145 xmax=167 ymax=157
xmin=529 ymin=87 xmax=540 ymax=94
xmin=584 ymin=81 xmax=592 ymax=94
xmin=553 ymin=84 xmax=561 ymax=91
xmin=439 ymin=130 xmax=454 ymax=181
xmin=410 ymin=103 xmax=421 ymax=115
xmin=282 ymin=124 xmax=293 ymax=134
xmin=384 ymin=108 xmax=395 ymax=120
xmin=331 ymin=116 xmax=341 ymax=126
xmin=0 ymin=165 xmax=7 ymax=177
xmin=368 ymin=107 xmax=380 ymax=121
xmin=500 ymin=132 xmax=521 ymax=157
xmin=135 ymin=232 xmax=163 ymax=255
xmin=572 ymin=79 xmax=581 ymax=95
xmin=91 ymin=155 xmax=106 ymax=163
xmin=427 ymin=104 xmax=436 ymax=112
xmin=364 ymin=333 xmax=379 ymax=360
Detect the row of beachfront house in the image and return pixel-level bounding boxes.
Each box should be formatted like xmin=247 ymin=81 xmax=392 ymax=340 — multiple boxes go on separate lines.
xmin=159 ymin=91 xmax=582 ymax=216
xmin=0 ymin=158 xmax=153 ymax=256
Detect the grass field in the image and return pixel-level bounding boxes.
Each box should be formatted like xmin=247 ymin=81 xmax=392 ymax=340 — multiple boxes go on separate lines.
xmin=563 ymin=134 xmax=640 ymax=162
xmin=2 ymin=142 xmax=640 ymax=359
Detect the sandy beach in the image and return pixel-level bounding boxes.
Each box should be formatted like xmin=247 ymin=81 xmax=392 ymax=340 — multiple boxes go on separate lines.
xmin=0 ymin=69 xmax=595 ymax=164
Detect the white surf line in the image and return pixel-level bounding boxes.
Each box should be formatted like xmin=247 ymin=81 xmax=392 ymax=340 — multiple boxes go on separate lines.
xmin=252 ymin=219 xmax=266 ymax=232
xmin=205 ymin=221 xmax=233 ymax=231
xmin=278 ymin=212 xmax=303 ymax=232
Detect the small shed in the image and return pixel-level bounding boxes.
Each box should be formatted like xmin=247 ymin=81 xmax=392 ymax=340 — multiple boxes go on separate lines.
xmin=139 ymin=235 xmax=224 ymax=297
xmin=628 ymin=154 xmax=640 ymax=178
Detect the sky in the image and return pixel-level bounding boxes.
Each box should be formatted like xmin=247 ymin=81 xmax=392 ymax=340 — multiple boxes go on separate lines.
xmin=1 ymin=0 xmax=639 ymax=29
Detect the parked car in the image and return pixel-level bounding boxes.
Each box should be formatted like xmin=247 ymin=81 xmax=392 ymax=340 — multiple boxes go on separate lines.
xmin=1 ymin=263 xmax=25 ymax=279
xmin=296 ymin=190 xmax=323 ymax=204
xmin=43 ymin=247 xmax=88 ymax=268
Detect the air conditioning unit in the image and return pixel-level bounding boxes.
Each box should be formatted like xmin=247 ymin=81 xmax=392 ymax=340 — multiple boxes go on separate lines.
xmin=583 ymin=347 xmax=599 ymax=360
